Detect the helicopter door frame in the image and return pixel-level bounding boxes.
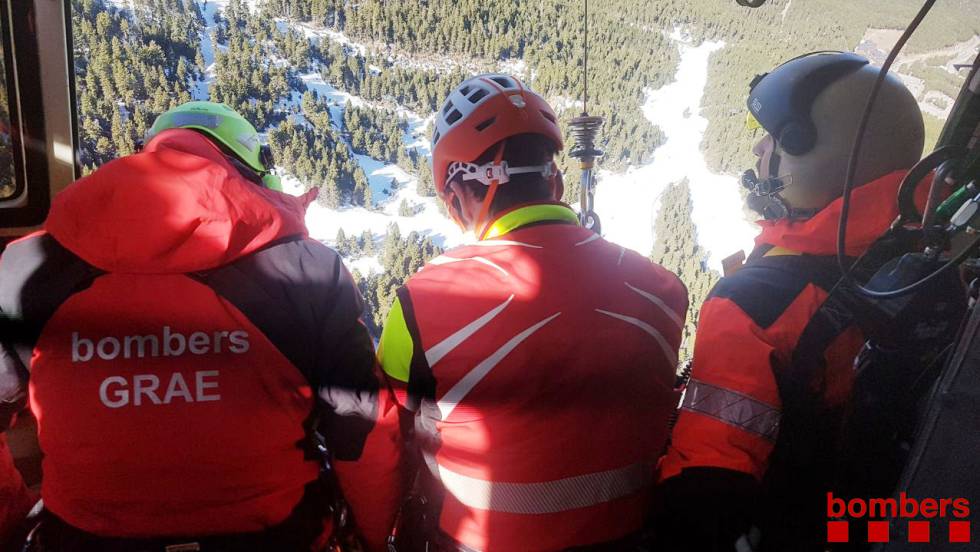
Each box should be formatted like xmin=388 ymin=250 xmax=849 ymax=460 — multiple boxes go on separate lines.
xmin=0 ymin=0 xmax=77 ymax=235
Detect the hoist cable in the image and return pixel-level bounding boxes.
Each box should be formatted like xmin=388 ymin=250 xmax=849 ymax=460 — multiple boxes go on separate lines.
xmin=583 ymin=0 xmax=589 ymax=114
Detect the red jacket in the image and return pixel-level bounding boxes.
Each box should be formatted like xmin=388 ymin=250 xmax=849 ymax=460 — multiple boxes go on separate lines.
xmin=659 ymin=171 xmax=918 ymax=549
xmin=0 ymin=433 xmax=34 ymax=544
xmin=378 ymin=203 xmax=688 ymax=551
xmin=0 ymin=130 xmax=400 ymax=549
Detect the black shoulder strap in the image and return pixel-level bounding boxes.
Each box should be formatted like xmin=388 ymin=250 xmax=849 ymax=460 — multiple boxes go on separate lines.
xmin=0 ymin=234 xmax=103 ymax=427
xmin=188 ymin=236 xmax=320 ymax=383
xmin=0 ymin=233 xmax=103 ymax=369
xmin=709 ymin=253 xmax=841 ymax=329
xmin=188 ymin=236 xmax=380 ymax=462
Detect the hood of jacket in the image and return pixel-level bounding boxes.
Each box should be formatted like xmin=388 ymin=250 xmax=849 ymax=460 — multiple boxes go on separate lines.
xmin=46 ymin=129 xmax=317 ymax=273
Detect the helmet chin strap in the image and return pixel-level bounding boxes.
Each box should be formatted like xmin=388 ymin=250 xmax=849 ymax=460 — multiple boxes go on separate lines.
xmin=474 ymin=141 xmax=508 ymax=239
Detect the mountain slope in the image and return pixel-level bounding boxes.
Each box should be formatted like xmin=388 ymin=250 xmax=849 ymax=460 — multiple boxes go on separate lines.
xmin=71 ymin=0 xmax=976 ymax=344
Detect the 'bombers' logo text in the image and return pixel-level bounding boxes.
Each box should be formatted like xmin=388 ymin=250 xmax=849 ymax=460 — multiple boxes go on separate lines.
xmin=827 ymin=492 xmax=971 ymax=544
xmin=72 ymin=327 xmax=250 ymax=363
xmin=70 ymin=328 xmax=249 ymax=408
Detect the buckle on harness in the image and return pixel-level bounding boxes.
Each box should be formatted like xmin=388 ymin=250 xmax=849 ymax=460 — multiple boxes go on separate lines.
xmin=447 ymin=160 xmax=555 ymax=187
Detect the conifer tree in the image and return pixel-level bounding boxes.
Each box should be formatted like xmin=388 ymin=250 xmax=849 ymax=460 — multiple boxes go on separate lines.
xmin=651 ymin=179 xmax=720 ymax=362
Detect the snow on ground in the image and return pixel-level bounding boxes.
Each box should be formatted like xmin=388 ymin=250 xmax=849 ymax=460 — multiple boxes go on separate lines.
xmin=186 ymin=1 xmax=753 ymax=274
xmin=189 ymin=0 xmax=457 ymax=273
xmin=296 ymin=70 xmax=367 ymax=128
xmin=287 ymin=21 xmax=369 ymax=57
xmin=498 ymin=58 xmax=528 ymax=78
xmin=403 ymin=113 xmax=434 ymax=157
xmin=285 ymin=22 xmax=758 ymax=274
xmin=304 ymin=27 xmax=759 ymax=275
xmin=549 ymin=95 xmax=585 ymax=114
xmin=106 ymin=0 xmax=134 ymax=10
xmin=857 ymin=29 xmax=978 ymax=119
xmin=116 ymin=0 xmax=219 ymax=101
xmin=594 ymin=32 xmax=758 ymax=271
xmin=289 ymin=69 xmax=433 ymax=205
xmin=280 ymin=174 xmax=465 ymax=275
xmin=354 ymin=153 xmax=412 ymax=203
xmin=922 ymin=90 xmax=956 ymax=119
xmin=348 ymin=256 xmax=384 ymax=275
xmin=192 ymin=0 xmax=222 ymax=100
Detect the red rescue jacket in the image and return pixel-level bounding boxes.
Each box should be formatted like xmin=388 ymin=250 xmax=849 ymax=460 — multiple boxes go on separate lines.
xmin=659 ymin=170 xmax=918 ymax=549
xmin=0 ymin=130 xmax=400 ymax=548
xmin=378 ymin=203 xmax=688 ymax=551
xmin=0 ymin=432 xmax=34 ymax=544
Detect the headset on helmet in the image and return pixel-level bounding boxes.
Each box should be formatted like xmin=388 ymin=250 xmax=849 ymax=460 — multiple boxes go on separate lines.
xmin=743 ymin=52 xmax=869 ymax=220
xmin=747 ymin=51 xmax=869 ymax=156
xmin=146 ymin=101 xmax=282 ymax=191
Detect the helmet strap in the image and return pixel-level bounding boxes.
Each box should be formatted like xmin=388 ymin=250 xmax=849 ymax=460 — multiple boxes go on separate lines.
xmin=768 ymin=149 xmax=782 ymax=179
xmin=475 ymin=141 xmax=507 ymax=239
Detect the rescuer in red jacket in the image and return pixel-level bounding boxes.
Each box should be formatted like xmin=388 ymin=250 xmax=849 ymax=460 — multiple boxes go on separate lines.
xmin=656 ymin=53 xmax=926 ymax=551
xmin=0 ymin=101 xmax=401 ymax=551
xmin=376 ymin=74 xmax=688 ymax=552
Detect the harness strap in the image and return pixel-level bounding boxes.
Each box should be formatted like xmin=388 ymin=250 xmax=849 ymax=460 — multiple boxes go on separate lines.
xmin=475 ymin=141 xmax=507 ymax=239
xmin=25 ymin=482 xmax=332 ymax=552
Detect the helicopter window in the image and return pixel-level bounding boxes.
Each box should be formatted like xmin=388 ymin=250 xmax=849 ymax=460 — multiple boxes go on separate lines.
xmin=0 ymin=0 xmax=74 ymax=231
xmin=0 ymin=24 xmax=17 ymax=201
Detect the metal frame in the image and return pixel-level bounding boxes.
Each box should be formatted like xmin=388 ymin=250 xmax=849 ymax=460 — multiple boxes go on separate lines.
xmin=0 ymin=3 xmax=26 ymax=208
xmin=0 ymin=0 xmax=76 ymax=235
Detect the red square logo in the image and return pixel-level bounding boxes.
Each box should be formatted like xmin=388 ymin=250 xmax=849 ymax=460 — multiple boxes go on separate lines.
xmin=949 ymin=521 xmax=971 ymax=543
xmin=827 ymin=521 xmax=849 ymax=543
xmin=908 ymin=521 xmax=930 ymax=543
xmin=868 ymin=521 xmax=889 ymax=543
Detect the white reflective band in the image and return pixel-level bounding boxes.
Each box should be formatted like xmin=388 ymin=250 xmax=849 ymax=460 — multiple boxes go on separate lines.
xmin=438 ymin=312 xmax=561 ymax=419
xmin=438 ymin=462 xmax=651 ymax=514
xmin=595 ymin=309 xmax=678 ymax=367
xmin=625 ymin=282 xmax=685 ymax=331
xmin=682 ymin=379 xmax=781 ymax=441
xmin=574 ymin=233 xmax=601 ymax=246
xmin=425 ymin=295 xmax=515 ymax=367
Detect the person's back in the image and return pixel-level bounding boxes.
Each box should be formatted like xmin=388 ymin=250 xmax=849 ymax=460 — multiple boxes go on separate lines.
xmin=378 ymin=75 xmax=687 ymax=551
xmin=0 ymin=102 xmax=400 ymax=550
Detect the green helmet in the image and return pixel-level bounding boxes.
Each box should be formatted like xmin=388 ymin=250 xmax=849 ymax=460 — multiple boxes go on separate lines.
xmin=147 ymin=101 xmax=282 ymax=191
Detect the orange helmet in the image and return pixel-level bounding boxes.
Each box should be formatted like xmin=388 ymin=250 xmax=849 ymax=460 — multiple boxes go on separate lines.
xmin=431 ymin=74 xmax=564 ymax=198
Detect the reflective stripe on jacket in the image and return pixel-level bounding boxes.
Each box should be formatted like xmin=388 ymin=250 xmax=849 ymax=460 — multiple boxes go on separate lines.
xmin=379 ymin=202 xmax=688 ymax=552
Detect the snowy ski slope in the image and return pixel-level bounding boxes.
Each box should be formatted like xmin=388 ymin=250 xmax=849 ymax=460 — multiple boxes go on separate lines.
xmin=185 ymin=0 xmax=759 ymax=274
